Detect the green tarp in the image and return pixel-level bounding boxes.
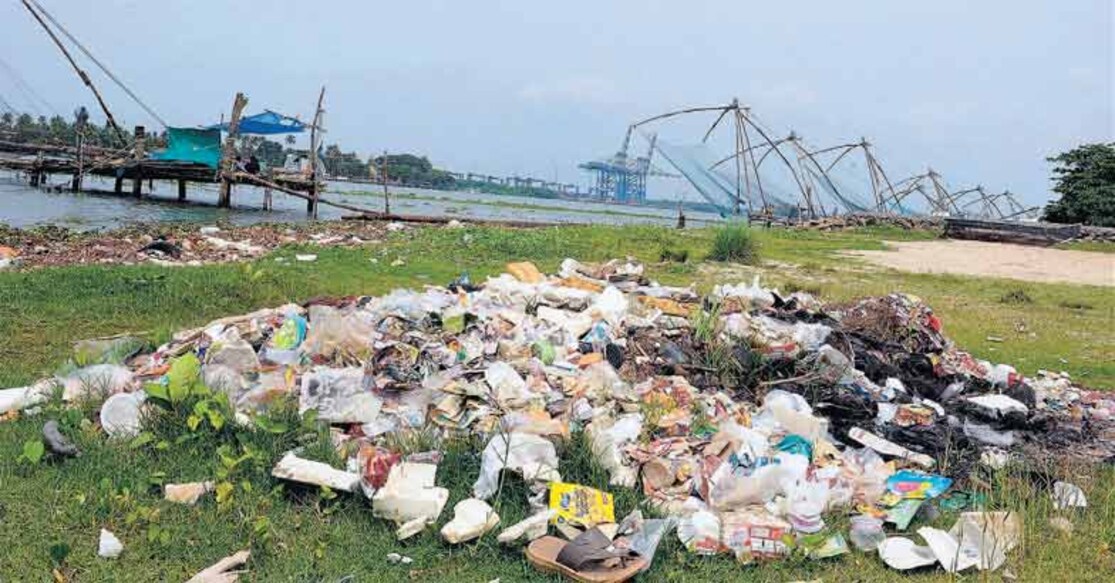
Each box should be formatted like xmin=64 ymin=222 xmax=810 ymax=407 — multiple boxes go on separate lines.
xmin=151 ymin=127 xmax=221 ymax=168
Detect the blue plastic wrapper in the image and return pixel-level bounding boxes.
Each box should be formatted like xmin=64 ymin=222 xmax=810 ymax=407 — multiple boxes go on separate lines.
xmin=885 ymin=470 xmax=952 ymax=500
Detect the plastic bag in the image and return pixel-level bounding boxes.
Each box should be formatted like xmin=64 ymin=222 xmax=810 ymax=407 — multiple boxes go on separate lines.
xmin=473 ymin=433 xmax=560 ymax=499
xmin=678 ymin=510 xmax=722 ymax=555
xmin=720 ymin=509 xmax=792 ymax=562
xmin=756 ymin=390 xmax=827 ymax=440
xmin=712 ymin=275 xmax=775 ymax=310
xmin=578 ymin=361 xmax=632 ymax=403
xmin=205 ymin=328 xmax=259 ymax=373
xmin=300 ymin=367 xmax=381 ymax=423
xmin=792 ymin=322 xmax=832 ymax=352
xmin=301 ymin=305 xmax=376 ymax=360
xmin=61 ymin=364 xmax=134 ymax=401
xmin=785 ymin=478 xmax=829 ymax=533
xmin=591 ymin=286 xmax=629 ymax=326
xmin=587 ymin=413 xmax=643 ymax=488
xmin=372 ymin=462 xmax=450 ymax=525
xmin=850 ymin=515 xmax=886 ymax=551
xmin=947 ymin=511 xmax=1021 ymax=571
xmin=484 ymin=362 xmax=533 ymax=408
xmin=842 ymin=447 xmax=893 ymax=505
xmin=627 ymin=517 xmax=676 ymax=566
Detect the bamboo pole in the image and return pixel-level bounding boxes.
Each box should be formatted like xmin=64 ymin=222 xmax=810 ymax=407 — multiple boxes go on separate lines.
xmin=132 ymin=125 xmax=145 ymax=198
xmin=72 ymin=133 xmax=84 ymax=192
xmin=307 ymin=87 xmax=325 ymax=217
xmin=19 ymin=0 xmax=127 ymax=146
xmin=218 ymin=93 xmax=248 ymax=208
xmin=381 ymin=150 xmax=390 ymax=215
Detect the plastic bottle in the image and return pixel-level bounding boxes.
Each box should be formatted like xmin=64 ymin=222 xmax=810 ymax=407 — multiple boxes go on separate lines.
xmin=849 ymin=515 xmax=886 ymax=551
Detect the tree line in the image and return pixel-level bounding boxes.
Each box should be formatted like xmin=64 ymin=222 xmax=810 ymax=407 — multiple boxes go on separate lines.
xmin=0 ymin=111 xmax=157 ymax=148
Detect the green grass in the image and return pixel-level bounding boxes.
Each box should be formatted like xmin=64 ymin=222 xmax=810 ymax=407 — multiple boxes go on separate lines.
xmin=2 ymin=223 xmax=1113 ymax=581
xmin=708 ymin=222 xmax=759 ymax=264
xmin=1055 ymin=239 xmax=1115 ymax=253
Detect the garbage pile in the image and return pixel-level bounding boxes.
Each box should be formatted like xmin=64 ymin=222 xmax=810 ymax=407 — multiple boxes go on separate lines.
xmin=3 ymin=257 xmax=1110 ymax=579
xmin=0 ymin=221 xmax=396 ymax=269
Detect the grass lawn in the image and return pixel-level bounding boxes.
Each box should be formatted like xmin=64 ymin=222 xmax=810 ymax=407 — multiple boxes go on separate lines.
xmin=1 ymin=223 xmax=1112 ymax=581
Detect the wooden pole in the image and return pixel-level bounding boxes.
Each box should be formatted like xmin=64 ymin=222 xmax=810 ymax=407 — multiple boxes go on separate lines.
xmin=307 ymin=87 xmax=325 ymax=218
xmin=30 ymin=152 xmax=42 ymax=187
xmin=20 ymin=0 xmax=127 ymax=146
xmin=177 ymin=179 xmax=187 ymax=201
xmin=263 ymin=168 xmax=273 ymax=211
xmin=218 ymin=93 xmax=248 ymax=208
xmin=132 ymin=125 xmax=145 ymax=198
xmin=381 ymin=149 xmax=390 ymax=215
xmin=72 ymin=134 xmax=84 ymax=191
xmin=72 ymin=110 xmax=86 ymax=192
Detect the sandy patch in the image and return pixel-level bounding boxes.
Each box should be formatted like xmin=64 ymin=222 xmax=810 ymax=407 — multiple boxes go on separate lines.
xmin=848 ymin=240 xmax=1115 ymax=286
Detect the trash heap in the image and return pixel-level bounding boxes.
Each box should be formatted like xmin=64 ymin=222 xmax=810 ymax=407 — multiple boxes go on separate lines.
xmin=4 ymin=257 xmax=1111 ymax=578
xmin=0 ymin=221 xmax=393 ymax=269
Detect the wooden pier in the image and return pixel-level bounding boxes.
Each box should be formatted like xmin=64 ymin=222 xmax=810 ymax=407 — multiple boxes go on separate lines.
xmin=0 ymin=135 xmax=318 ymax=208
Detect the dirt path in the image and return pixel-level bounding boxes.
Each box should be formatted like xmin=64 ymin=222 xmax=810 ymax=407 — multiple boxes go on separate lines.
xmin=848 ymin=240 xmax=1115 ymax=286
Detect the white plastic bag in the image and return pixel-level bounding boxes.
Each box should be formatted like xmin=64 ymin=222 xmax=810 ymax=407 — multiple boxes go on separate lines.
xmin=677 ymin=510 xmax=721 ymax=555
xmin=473 ymin=433 xmax=560 ymax=499
xmin=484 ymin=362 xmax=532 ymax=408
xmin=300 ymin=367 xmax=381 ymax=424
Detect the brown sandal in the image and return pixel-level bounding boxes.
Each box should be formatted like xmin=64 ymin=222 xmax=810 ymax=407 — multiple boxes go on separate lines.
xmin=526 ymin=528 xmax=648 ymax=583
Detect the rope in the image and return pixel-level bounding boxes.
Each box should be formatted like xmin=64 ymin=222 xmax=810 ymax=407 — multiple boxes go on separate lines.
xmin=0 ymin=54 xmax=60 ymax=115
xmin=26 ymin=0 xmax=168 ymax=129
xmin=0 ymin=92 xmax=16 ymax=114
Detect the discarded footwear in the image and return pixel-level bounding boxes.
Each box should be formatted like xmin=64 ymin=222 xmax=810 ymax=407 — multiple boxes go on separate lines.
xmin=526 ymin=528 xmax=647 ymax=583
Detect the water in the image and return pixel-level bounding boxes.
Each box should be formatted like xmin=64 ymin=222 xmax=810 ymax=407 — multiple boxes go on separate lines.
xmin=0 ymin=172 xmax=725 ymax=231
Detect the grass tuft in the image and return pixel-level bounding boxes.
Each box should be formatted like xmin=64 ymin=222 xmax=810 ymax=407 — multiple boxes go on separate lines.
xmin=658 ymin=246 xmax=689 ymax=263
xmin=1000 ymin=288 xmax=1035 ymax=305
xmin=1058 ymin=299 xmax=1094 ymax=311
xmin=708 ymin=222 xmax=759 ymax=264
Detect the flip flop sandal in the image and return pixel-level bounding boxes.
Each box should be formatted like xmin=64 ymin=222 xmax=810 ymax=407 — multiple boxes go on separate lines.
xmin=525 ymin=528 xmax=648 ymax=583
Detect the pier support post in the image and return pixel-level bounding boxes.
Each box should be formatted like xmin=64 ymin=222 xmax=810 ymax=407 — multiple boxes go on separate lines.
xmin=132 ymin=167 xmax=143 ymax=197
xmin=262 ymin=169 xmax=272 ymax=210
xmin=72 ymin=128 xmax=85 ymax=192
xmin=178 ymin=179 xmax=187 ymax=201
xmin=114 ymin=175 xmax=123 ymax=194
xmin=132 ymin=126 xmax=146 ymax=198
xmin=30 ymin=153 xmax=43 ymax=187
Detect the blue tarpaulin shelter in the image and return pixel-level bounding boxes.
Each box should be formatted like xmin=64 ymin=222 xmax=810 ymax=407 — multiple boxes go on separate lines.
xmin=210 ymin=110 xmax=306 ymax=135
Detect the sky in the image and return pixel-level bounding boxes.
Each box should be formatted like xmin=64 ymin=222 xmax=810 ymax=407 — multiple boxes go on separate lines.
xmin=0 ymin=0 xmax=1111 ymax=207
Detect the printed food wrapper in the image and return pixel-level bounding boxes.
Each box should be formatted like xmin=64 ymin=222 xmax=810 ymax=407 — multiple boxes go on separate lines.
xmin=549 ymin=482 xmax=615 ymax=528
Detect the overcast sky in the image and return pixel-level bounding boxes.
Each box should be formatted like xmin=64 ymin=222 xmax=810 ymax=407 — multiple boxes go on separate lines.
xmin=1 ymin=0 xmax=1111 ymax=205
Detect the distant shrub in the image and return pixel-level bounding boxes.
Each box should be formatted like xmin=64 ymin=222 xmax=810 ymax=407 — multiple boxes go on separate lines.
xmin=708 ymin=222 xmax=759 ymax=264
xmin=999 ymin=289 xmax=1034 ymax=305
xmin=1058 ymin=299 xmax=1094 ymax=311
xmin=659 ymin=247 xmax=689 ymax=263
xmin=782 ymin=279 xmax=823 ymax=297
